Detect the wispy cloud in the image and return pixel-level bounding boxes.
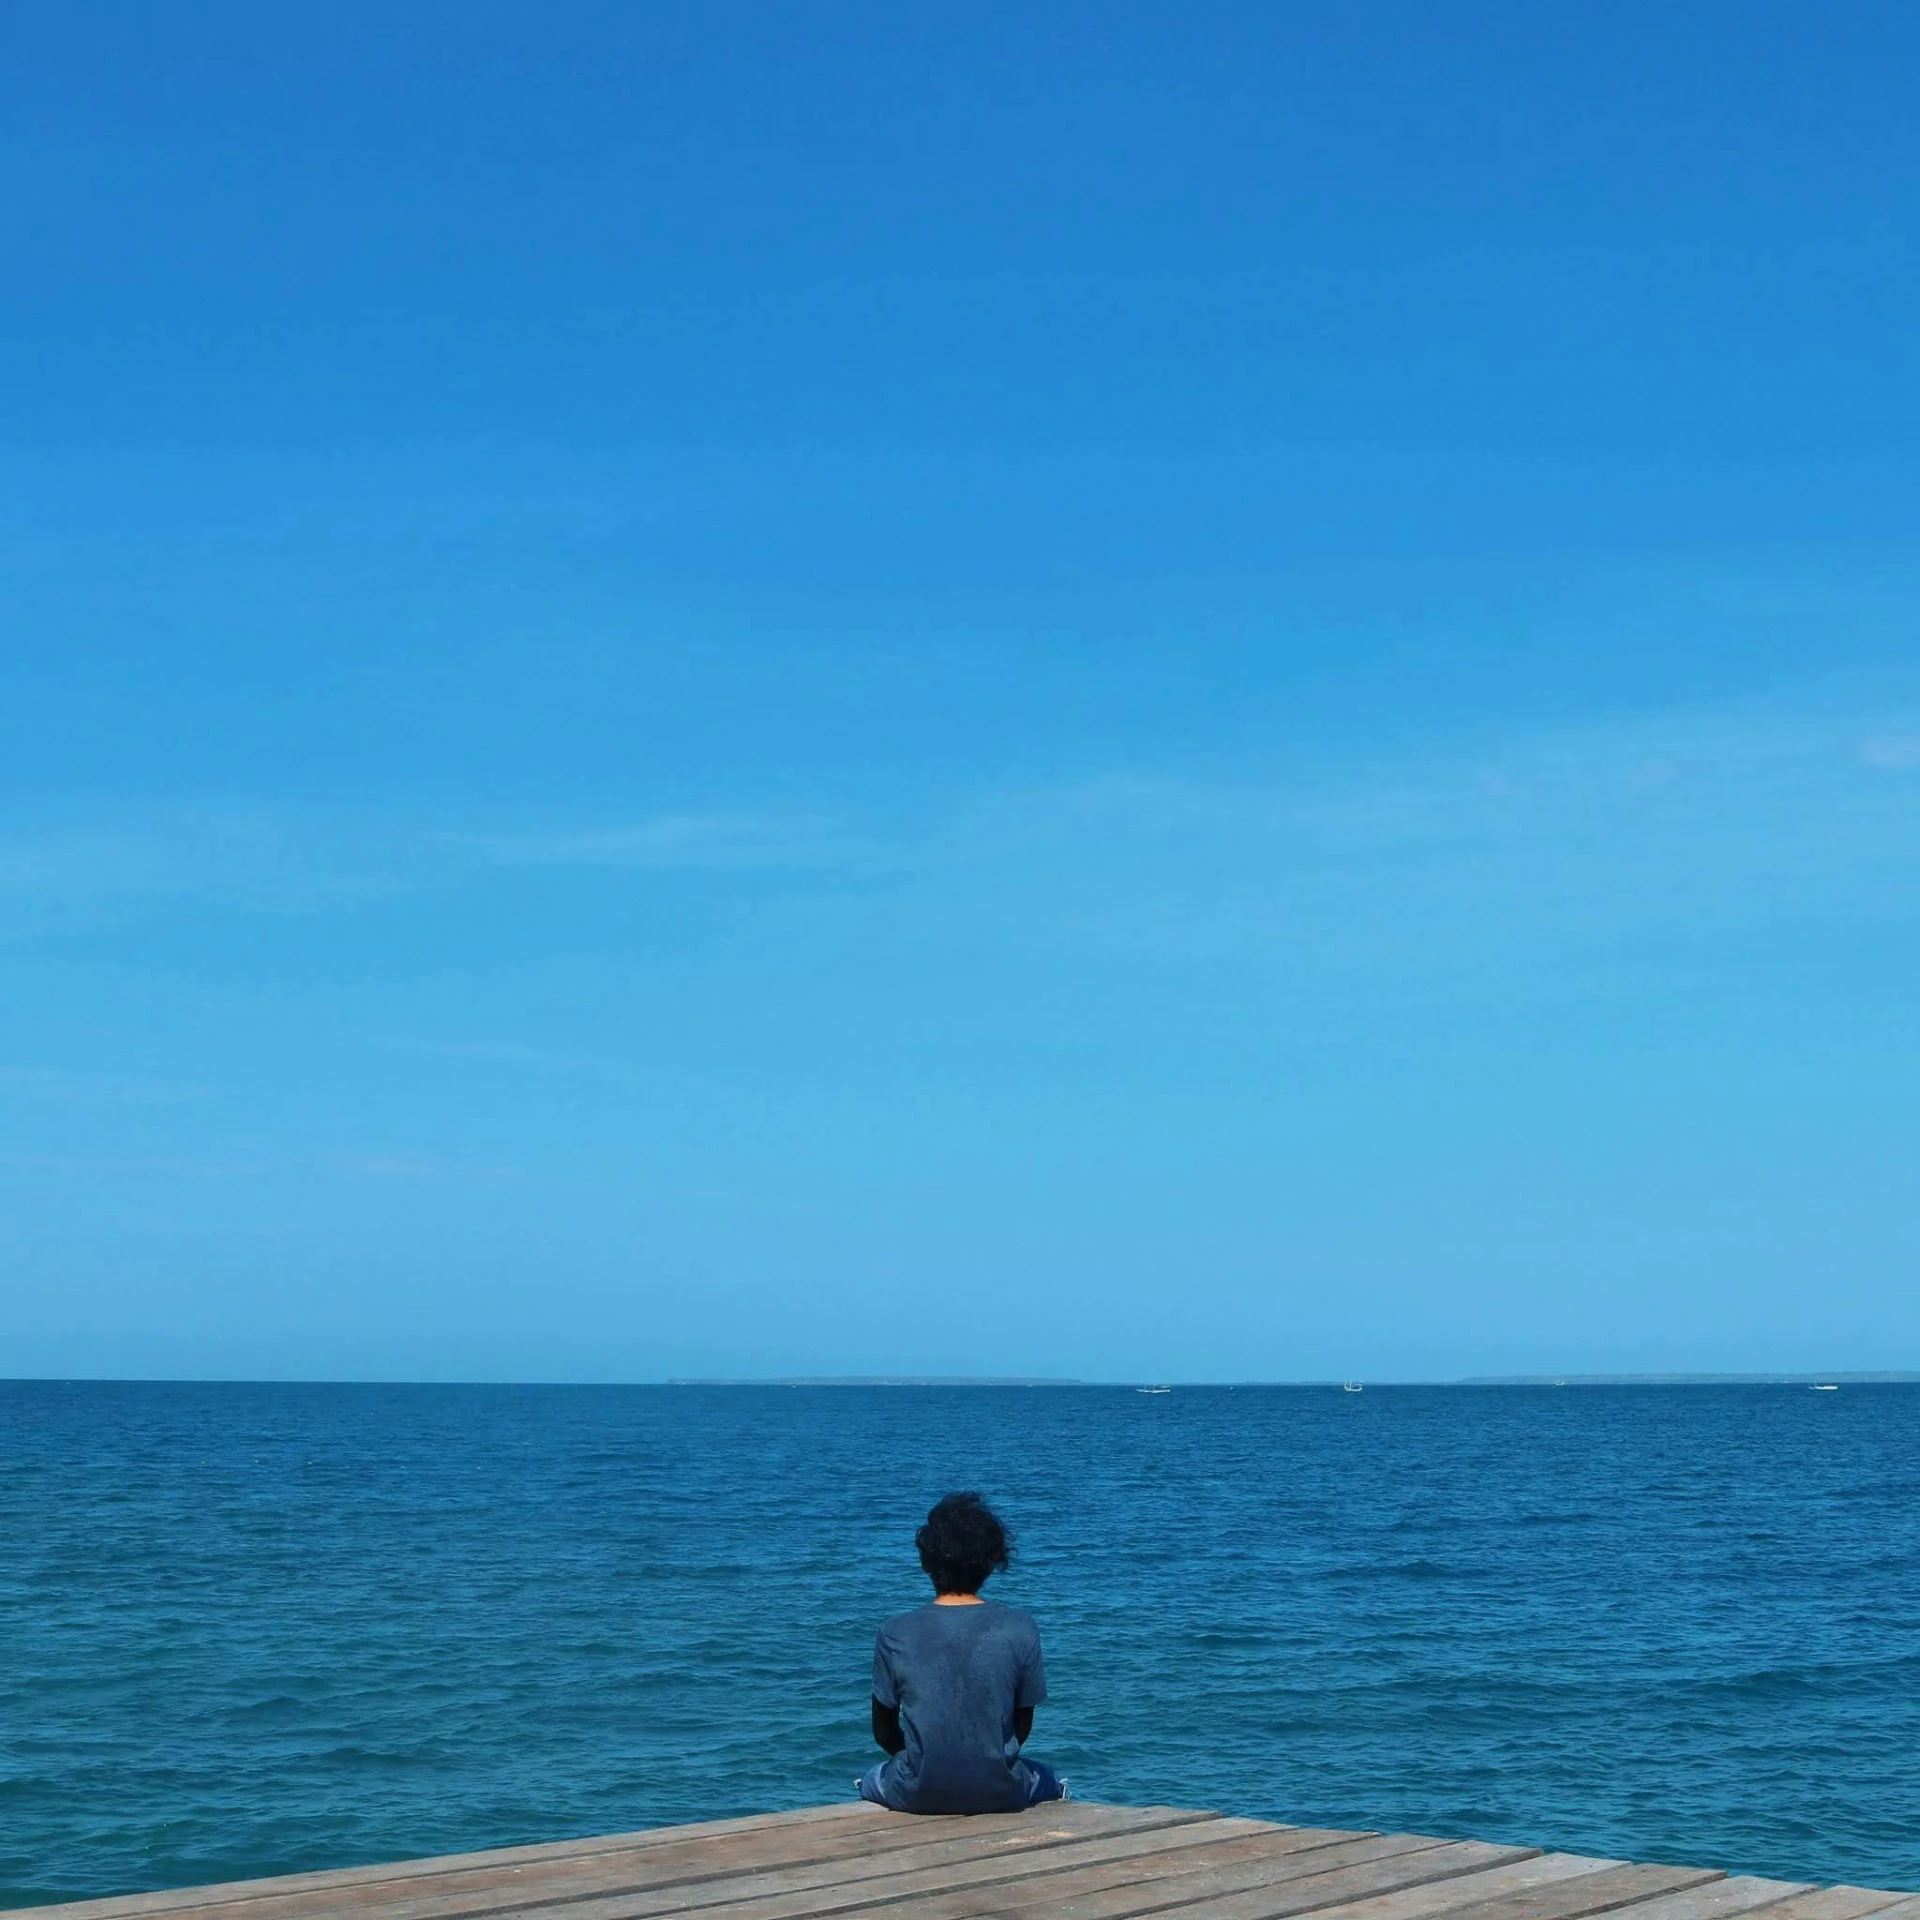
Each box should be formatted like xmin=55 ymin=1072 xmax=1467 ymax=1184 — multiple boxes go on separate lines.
xmin=1860 ymin=730 xmax=1920 ymax=771
xmin=0 ymin=805 xmax=857 ymax=940
xmin=438 ymin=810 xmax=849 ymax=871
xmin=0 ymin=811 xmax=402 ymax=934
xmin=0 ymin=1063 xmax=213 ymax=1106
xmin=398 ymin=1038 xmax=637 ymax=1081
xmin=2 ymin=698 xmax=1914 ymax=976
xmin=908 ymin=699 xmax=1920 ymax=969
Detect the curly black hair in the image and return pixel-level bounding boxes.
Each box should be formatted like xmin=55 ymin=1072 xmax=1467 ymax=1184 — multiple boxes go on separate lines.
xmin=916 ymin=1491 xmax=1012 ymax=1595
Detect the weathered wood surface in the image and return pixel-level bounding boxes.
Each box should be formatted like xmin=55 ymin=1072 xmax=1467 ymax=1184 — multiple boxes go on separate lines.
xmin=7 ymin=1804 xmax=1911 ymax=1920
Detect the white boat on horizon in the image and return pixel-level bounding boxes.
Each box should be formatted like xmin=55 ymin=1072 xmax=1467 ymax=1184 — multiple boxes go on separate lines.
xmin=1342 ymin=1380 xmax=1363 ymax=1393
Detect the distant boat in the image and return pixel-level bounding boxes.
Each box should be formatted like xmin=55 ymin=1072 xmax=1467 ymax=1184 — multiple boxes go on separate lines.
xmin=1136 ymin=1386 xmax=1172 ymax=1395
xmin=1812 ymin=1383 xmax=1839 ymax=1392
xmin=1342 ymin=1381 xmax=1363 ymax=1393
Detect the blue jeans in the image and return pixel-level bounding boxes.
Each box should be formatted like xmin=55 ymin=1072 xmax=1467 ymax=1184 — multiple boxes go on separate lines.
xmin=857 ymin=1758 xmax=1067 ymax=1810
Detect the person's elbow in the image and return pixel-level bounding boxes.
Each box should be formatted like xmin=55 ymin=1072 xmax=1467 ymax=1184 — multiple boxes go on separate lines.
xmin=871 ymin=1699 xmax=905 ymax=1755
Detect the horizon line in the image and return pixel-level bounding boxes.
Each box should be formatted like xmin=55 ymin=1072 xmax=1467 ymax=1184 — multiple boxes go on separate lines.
xmin=5 ymin=1371 xmax=1919 ymax=1388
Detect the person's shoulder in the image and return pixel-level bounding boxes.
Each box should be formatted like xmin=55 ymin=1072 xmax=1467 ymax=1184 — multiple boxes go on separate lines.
xmin=877 ymin=1603 xmax=938 ymax=1641
xmin=984 ymin=1599 xmax=1042 ymax=1637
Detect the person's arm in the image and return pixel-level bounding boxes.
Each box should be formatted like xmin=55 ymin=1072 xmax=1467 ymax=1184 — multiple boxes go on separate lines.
xmin=871 ymin=1628 xmax=905 ymax=1755
xmin=1013 ymin=1622 xmax=1047 ymax=1748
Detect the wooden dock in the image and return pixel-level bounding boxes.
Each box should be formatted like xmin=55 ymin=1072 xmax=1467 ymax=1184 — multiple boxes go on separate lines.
xmin=10 ymin=1801 xmax=1915 ymax=1920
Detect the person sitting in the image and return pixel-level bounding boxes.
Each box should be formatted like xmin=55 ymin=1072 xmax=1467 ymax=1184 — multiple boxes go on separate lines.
xmin=856 ymin=1491 xmax=1067 ymax=1813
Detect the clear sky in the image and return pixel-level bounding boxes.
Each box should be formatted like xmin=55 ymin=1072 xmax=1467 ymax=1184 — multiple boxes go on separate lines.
xmin=3 ymin=3 xmax=1917 ymax=1381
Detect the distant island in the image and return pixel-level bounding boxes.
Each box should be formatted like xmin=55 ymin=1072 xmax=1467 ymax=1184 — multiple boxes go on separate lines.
xmin=1458 ymin=1372 xmax=1920 ymax=1385
xmin=665 ymin=1375 xmax=1090 ymax=1387
xmin=666 ymin=1372 xmax=1919 ymax=1387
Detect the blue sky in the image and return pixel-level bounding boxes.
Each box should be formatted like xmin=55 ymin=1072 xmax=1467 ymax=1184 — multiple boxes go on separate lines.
xmin=3 ymin=3 xmax=1917 ymax=1380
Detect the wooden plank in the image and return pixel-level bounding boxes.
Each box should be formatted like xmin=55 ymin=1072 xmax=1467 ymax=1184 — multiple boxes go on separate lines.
xmin=1394 ymin=1864 xmax=1724 ymax=1920
xmin=1162 ymin=1849 xmax=1623 ymax=1920
xmin=927 ymin=1839 xmax=1545 ymax=1920
xmin=9 ymin=1803 xmax=1910 ymax=1920
xmin=1587 ymin=1880 xmax=1814 ymax=1920
xmin=7 ymin=1807 xmax=893 ymax=1920
xmin=1754 ymin=1892 xmax=1917 ymax=1920
xmin=967 ymin=1832 xmax=1462 ymax=1914
xmin=788 ymin=1825 xmax=1384 ymax=1920
xmin=104 ymin=1803 xmax=1213 ymax=1920
xmin=4 ymin=1806 xmax=1205 ymax=1920
xmin=859 ymin=1830 xmax=1472 ymax=1920
xmin=538 ymin=1813 xmax=1276 ymax=1920
xmin=508 ymin=1807 xmax=1244 ymax=1920
xmin=692 ymin=1835 xmax=1540 ymax=1920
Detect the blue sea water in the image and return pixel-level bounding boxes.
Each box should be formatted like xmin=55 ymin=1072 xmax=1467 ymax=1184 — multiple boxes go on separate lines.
xmin=3 ymin=1382 xmax=1918 ymax=1908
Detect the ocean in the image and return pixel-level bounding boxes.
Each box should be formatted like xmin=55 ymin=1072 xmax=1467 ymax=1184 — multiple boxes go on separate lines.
xmin=2 ymin=1381 xmax=1916 ymax=1907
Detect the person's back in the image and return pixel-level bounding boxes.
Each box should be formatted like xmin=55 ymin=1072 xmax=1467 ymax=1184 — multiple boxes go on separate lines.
xmin=858 ymin=1492 xmax=1066 ymax=1814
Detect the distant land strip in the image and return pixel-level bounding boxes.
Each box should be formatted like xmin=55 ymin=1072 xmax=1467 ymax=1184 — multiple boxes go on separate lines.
xmin=665 ymin=1375 xmax=1090 ymax=1386
xmin=1457 ymin=1371 xmax=1920 ymax=1385
xmin=665 ymin=1372 xmax=1920 ymax=1386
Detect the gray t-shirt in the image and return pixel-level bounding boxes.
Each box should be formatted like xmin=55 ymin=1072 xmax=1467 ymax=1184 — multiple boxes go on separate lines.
xmin=870 ymin=1600 xmax=1048 ymax=1813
